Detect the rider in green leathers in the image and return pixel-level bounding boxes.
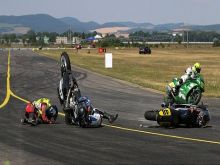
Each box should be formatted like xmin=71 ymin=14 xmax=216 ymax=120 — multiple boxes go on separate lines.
xmin=164 ymin=63 xmax=202 ymax=106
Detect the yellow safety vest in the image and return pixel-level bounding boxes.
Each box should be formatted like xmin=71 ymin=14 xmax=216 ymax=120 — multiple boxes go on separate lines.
xmin=33 ymin=98 xmax=52 ymax=115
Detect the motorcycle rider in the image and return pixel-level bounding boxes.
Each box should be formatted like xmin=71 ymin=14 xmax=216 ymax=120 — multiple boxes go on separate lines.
xmin=164 ymin=62 xmax=202 ymax=106
xmin=176 ymin=62 xmax=201 ymax=91
xmin=58 ymin=71 xmax=118 ymax=127
xmin=75 ymin=96 xmax=118 ymax=127
xmin=58 ymin=52 xmax=118 ymax=127
xmin=21 ymin=98 xmax=58 ymax=125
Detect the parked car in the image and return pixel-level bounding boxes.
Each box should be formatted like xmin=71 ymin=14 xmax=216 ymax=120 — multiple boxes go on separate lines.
xmin=139 ymin=47 xmax=151 ymax=54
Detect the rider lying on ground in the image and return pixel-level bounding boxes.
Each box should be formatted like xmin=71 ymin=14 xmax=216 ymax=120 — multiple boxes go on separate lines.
xmin=21 ymin=98 xmax=58 ymax=125
xmin=75 ymin=96 xmax=118 ymax=127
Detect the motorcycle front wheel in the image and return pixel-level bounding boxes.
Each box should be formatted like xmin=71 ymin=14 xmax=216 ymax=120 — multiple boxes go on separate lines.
xmin=60 ymin=52 xmax=71 ymax=76
xmin=187 ymin=88 xmax=202 ymax=105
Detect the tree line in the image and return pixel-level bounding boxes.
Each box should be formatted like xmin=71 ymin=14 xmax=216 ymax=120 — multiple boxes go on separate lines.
xmin=0 ymin=30 xmax=220 ymax=47
xmin=129 ymin=31 xmax=220 ymax=42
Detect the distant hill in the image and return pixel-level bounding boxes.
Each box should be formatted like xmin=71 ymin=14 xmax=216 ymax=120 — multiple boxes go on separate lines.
xmin=100 ymin=22 xmax=154 ymax=29
xmin=59 ymin=17 xmax=99 ymax=32
xmin=0 ymin=14 xmax=68 ymax=33
xmin=0 ymin=14 xmax=220 ymax=34
xmin=191 ymin=24 xmax=220 ymax=33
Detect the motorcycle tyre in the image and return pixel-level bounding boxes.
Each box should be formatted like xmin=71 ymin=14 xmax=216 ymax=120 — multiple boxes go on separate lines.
xmin=144 ymin=111 xmax=158 ymax=121
xmin=65 ymin=112 xmax=72 ymax=125
xmin=60 ymin=52 xmax=71 ymax=76
xmin=187 ymin=88 xmax=202 ymax=105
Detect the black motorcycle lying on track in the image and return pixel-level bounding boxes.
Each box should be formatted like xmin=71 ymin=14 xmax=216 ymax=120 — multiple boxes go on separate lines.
xmin=144 ymin=103 xmax=210 ymax=128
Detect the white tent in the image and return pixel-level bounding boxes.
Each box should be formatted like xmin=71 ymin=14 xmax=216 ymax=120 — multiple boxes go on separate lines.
xmin=94 ymin=34 xmax=102 ymax=39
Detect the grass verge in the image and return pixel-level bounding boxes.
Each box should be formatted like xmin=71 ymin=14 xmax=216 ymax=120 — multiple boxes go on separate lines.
xmin=36 ymin=47 xmax=220 ymax=97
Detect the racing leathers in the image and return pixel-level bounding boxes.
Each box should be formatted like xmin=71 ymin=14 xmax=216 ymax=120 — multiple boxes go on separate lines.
xmin=22 ymin=98 xmax=58 ymax=125
xmin=164 ymin=65 xmax=200 ymax=107
xmin=177 ymin=66 xmax=199 ymax=88
xmin=32 ymin=98 xmax=53 ymax=123
xmin=76 ymin=96 xmax=118 ymax=127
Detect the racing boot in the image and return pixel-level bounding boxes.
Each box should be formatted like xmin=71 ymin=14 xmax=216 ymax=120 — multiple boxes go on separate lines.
xmin=28 ymin=114 xmax=37 ymax=126
xmin=93 ymin=109 xmax=118 ymax=123
xmin=21 ymin=118 xmax=28 ymax=124
xmin=27 ymin=118 xmax=37 ymax=126
xmin=108 ymin=114 xmax=118 ymax=123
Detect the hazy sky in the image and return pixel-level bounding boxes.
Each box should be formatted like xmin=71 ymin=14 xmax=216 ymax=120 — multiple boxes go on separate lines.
xmin=0 ymin=0 xmax=219 ymax=25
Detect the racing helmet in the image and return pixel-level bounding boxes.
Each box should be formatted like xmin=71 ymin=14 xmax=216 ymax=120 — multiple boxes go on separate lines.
xmin=193 ymin=62 xmax=201 ymax=73
xmin=45 ymin=105 xmax=58 ymax=119
xmin=78 ymin=96 xmax=92 ymax=116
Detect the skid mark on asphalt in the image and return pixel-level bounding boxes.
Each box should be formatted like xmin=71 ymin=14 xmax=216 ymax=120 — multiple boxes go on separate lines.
xmin=1 ymin=49 xmax=220 ymax=145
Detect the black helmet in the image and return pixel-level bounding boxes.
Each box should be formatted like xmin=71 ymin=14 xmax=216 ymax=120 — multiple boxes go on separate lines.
xmin=78 ymin=96 xmax=92 ymax=116
xmin=46 ymin=105 xmax=58 ymax=119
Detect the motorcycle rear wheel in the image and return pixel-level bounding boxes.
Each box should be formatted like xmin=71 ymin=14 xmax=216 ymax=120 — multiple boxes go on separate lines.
xmin=144 ymin=110 xmax=158 ymax=121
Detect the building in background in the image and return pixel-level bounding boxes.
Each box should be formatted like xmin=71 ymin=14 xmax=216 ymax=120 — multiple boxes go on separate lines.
xmin=56 ymin=37 xmax=68 ymax=44
xmin=72 ymin=37 xmax=81 ymax=44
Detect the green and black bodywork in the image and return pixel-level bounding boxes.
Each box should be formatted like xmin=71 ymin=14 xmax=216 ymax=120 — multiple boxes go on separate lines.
xmin=165 ymin=74 xmax=205 ymax=105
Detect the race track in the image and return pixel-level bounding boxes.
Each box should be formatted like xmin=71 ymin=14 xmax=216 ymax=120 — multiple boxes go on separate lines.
xmin=0 ymin=50 xmax=220 ymax=165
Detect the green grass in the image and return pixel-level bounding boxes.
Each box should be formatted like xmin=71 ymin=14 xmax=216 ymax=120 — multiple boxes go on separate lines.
xmin=37 ymin=47 xmax=220 ymax=97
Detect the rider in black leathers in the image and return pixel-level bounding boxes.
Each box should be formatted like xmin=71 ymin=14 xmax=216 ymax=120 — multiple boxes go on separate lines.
xmin=58 ymin=68 xmax=118 ymax=127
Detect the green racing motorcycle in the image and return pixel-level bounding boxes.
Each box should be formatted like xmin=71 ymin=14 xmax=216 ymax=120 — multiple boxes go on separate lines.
xmin=165 ymin=74 xmax=205 ymax=105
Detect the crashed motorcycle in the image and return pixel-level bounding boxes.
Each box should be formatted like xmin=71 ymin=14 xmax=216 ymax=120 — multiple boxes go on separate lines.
xmin=57 ymin=52 xmax=103 ymax=127
xmin=58 ymin=52 xmax=82 ymax=125
xmin=144 ymin=103 xmax=210 ymax=128
xmin=58 ymin=52 xmax=118 ymax=127
xmin=165 ymin=74 xmax=205 ymax=105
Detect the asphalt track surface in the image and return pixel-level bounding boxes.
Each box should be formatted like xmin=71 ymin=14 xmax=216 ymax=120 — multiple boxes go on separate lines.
xmin=0 ymin=50 xmax=220 ymax=165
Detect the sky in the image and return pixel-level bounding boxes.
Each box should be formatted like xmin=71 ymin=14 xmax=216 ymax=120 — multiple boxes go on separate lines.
xmin=0 ymin=0 xmax=219 ymax=25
